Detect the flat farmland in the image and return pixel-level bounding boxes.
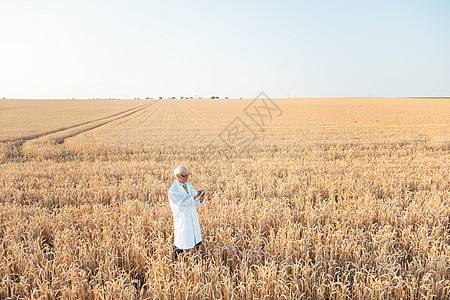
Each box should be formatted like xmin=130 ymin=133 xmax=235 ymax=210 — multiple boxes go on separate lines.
xmin=0 ymin=98 xmax=449 ymax=299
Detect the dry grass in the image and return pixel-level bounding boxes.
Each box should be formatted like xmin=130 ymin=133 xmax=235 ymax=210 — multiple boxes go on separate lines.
xmin=0 ymin=98 xmax=449 ymax=299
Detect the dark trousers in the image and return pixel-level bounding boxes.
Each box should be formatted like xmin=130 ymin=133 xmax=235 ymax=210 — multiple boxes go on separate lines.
xmin=174 ymin=241 xmax=202 ymax=260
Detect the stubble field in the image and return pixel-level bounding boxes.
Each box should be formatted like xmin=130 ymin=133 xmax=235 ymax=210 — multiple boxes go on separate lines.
xmin=0 ymin=97 xmax=449 ymax=299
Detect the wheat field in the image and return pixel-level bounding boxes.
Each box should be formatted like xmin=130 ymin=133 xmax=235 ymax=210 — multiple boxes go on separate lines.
xmin=0 ymin=97 xmax=449 ymax=299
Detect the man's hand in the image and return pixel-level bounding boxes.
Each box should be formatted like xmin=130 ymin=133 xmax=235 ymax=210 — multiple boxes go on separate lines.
xmin=195 ymin=190 xmax=206 ymax=202
xmin=195 ymin=190 xmax=204 ymax=198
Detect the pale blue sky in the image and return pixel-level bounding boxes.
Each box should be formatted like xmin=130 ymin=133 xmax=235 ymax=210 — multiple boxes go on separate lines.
xmin=1 ymin=0 xmax=449 ymax=99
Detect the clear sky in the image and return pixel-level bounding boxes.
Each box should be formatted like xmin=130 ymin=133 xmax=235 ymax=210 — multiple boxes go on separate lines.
xmin=1 ymin=0 xmax=449 ymax=99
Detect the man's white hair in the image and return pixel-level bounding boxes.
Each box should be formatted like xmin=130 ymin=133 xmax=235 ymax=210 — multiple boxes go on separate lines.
xmin=174 ymin=165 xmax=188 ymax=177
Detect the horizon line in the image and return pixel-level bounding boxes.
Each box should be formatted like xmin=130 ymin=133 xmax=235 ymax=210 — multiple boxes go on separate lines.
xmin=2 ymin=96 xmax=450 ymax=100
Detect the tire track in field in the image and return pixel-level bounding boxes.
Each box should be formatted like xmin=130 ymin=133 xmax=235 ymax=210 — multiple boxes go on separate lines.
xmin=137 ymin=104 xmax=161 ymax=126
xmin=111 ymin=101 xmax=160 ymax=127
xmin=0 ymin=103 xmax=151 ymax=145
xmin=54 ymin=100 xmax=159 ymax=144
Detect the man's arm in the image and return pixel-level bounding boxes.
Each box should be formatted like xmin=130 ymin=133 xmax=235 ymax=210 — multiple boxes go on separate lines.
xmin=168 ymin=188 xmax=197 ymax=211
xmin=193 ymin=189 xmax=205 ymax=206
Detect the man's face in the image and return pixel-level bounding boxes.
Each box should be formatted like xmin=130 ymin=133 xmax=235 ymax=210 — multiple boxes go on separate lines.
xmin=177 ymin=169 xmax=189 ymax=184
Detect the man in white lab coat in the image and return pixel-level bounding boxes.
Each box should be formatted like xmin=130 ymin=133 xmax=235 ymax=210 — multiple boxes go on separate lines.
xmin=168 ymin=165 xmax=205 ymax=260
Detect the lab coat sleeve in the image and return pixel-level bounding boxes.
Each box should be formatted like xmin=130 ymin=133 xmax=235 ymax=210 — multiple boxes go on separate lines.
xmin=191 ymin=188 xmax=203 ymax=206
xmin=195 ymin=197 xmax=204 ymax=206
xmin=168 ymin=188 xmax=197 ymax=211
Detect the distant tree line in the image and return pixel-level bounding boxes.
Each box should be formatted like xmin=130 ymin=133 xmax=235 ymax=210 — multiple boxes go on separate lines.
xmin=1 ymin=96 xmax=240 ymax=100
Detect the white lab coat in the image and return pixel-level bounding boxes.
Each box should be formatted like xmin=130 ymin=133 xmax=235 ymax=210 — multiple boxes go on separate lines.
xmin=168 ymin=179 xmax=203 ymax=249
